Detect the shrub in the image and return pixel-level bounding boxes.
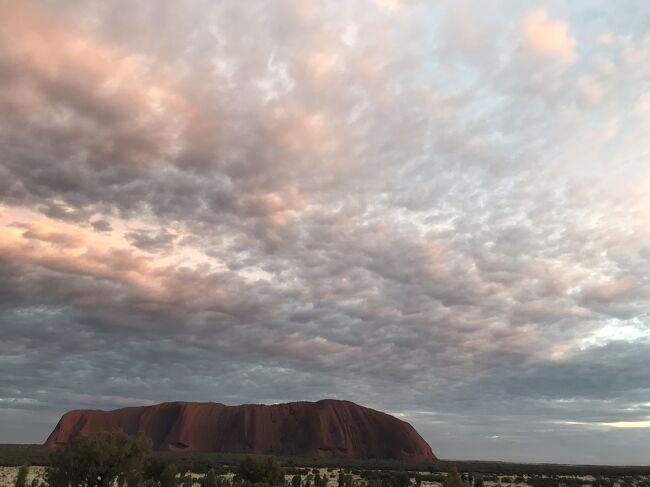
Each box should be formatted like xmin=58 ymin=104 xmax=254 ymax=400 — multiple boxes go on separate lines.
xmin=387 ymin=472 xmax=411 ymax=487
xmin=202 ymin=469 xmax=218 ymax=487
xmin=15 ymin=463 xmax=29 ymax=487
xmin=237 ymin=456 xmax=285 ymax=486
xmin=160 ymin=463 xmax=179 ymax=487
xmin=181 ymin=472 xmax=194 ymax=487
xmin=46 ymin=430 xmax=152 ymax=487
xmin=444 ymin=467 xmax=467 ymax=487
xmin=126 ymin=469 xmax=143 ymax=487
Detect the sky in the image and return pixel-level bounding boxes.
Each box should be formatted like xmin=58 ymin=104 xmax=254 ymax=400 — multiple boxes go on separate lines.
xmin=1 ymin=0 xmax=650 ymax=465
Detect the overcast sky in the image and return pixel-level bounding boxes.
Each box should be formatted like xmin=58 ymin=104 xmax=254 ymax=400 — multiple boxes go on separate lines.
xmin=1 ymin=0 xmax=650 ymax=465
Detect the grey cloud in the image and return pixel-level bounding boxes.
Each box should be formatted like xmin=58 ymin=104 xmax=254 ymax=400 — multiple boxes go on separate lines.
xmin=91 ymin=219 xmax=113 ymax=232
xmin=126 ymin=228 xmax=177 ymax=252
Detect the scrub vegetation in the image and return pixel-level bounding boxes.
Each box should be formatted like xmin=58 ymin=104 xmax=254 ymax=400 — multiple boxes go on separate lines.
xmin=1 ymin=434 xmax=650 ymax=487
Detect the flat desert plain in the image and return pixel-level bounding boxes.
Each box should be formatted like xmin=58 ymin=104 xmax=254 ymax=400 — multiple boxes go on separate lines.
xmin=1 ymin=466 xmax=648 ymax=487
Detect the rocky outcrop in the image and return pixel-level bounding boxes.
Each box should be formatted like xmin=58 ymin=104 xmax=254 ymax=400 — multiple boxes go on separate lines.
xmin=45 ymin=399 xmax=435 ymax=461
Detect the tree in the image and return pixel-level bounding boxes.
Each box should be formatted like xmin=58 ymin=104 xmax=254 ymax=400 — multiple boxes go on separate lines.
xmin=237 ymin=456 xmax=285 ymax=486
xmin=474 ymin=476 xmax=484 ymax=487
xmin=388 ymin=472 xmax=411 ymax=487
xmin=293 ymin=475 xmax=302 ymax=487
xmin=46 ymin=430 xmax=152 ymax=487
xmin=15 ymin=463 xmax=29 ymax=487
xmin=126 ymin=469 xmax=143 ymax=487
xmin=161 ymin=464 xmax=179 ymax=487
xmin=202 ymin=469 xmax=218 ymax=487
xmin=181 ymin=472 xmax=194 ymax=487
xmin=444 ymin=467 xmax=467 ymax=487
xmin=144 ymin=457 xmax=169 ymax=484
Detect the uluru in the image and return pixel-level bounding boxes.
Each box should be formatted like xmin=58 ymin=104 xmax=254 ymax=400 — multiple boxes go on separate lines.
xmin=45 ymin=399 xmax=435 ymax=461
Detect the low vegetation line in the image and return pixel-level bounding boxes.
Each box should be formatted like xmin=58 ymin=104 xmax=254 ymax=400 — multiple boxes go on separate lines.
xmin=1 ymin=433 xmax=650 ymax=487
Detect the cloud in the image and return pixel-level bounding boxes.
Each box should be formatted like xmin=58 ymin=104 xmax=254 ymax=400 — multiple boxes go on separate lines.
xmin=576 ymin=75 xmax=604 ymax=105
xmin=0 ymin=0 xmax=649 ymax=464
xmin=126 ymin=228 xmax=177 ymax=252
xmin=635 ymin=91 xmax=650 ymax=117
xmin=521 ymin=10 xmax=577 ymax=64
xmin=91 ymin=219 xmax=113 ymax=232
xmin=600 ymin=421 xmax=650 ymax=429
xmin=17 ymin=222 xmax=85 ymax=247
xmin=0 ymin=1 xmax=190 ymax=169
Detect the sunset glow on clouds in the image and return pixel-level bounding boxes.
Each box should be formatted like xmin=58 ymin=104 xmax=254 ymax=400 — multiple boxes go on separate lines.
xmin=1 ymin=0 xmax=650 ymax=464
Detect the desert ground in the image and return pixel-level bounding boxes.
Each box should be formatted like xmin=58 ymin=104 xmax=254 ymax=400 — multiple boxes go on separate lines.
xmin=0 ymin=465 xmax=46 ymax=486
xmin=1 ymin=465 xmax=649 ymax=487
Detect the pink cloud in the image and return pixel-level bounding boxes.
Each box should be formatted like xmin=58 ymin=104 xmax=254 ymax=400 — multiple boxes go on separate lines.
xmin=18 ymin=222 xmax=85 ymax=247
xmin=521 ymin=10 xmax=577 ymax=64
xmin=258 ymin=332 xmax=363 ymax=366
xmin=0 ymin=1 xmax=192 ymax=167
xmin=582 ymin=279 xmax=638 ymax=304
xmin=635 ymin=91 xmax=650 ymax=117
xmin=576 ymin=76 xmax=604 ymax=105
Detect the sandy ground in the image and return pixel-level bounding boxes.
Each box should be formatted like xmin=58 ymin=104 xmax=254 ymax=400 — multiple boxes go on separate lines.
xmin=0 ymin=466 xmax=642 ymax=487
xmin=0 ymin=465 xmax=47 ymax=486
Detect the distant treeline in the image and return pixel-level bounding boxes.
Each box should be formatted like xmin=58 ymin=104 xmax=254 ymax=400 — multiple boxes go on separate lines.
xmin=2 ymin=443 xmax=650 ymax=477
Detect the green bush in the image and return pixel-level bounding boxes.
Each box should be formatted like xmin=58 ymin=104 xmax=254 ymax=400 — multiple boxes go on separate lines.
xmin=237 ymin=456 xmax=285 ymax=486
xmin=46 ymin=430 xmax=152 ymax=487
xmin=15 ymin=463 xmax=29 ymax=487
xmin=181 ymin=471 xmax=194 ymax=487
xmin=126 ymin=469 xmax=143 ymax=487
xmin=160 ymin=463 xmax=179 ymax=487
xmin=444 ymin=467 xmax=467 ymax=487
xmin=386 ymin=472 xmax=411 ymax=487
xmin=202 ymin=469 xmax=218 ymax=487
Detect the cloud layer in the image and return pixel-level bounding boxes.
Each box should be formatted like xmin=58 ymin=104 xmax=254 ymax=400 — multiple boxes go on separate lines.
xmin=1 ymin=0 xmax=650 ymax=464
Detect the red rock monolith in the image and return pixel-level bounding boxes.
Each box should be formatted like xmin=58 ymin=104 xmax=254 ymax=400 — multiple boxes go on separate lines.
xmin=45 ymin=399 xmax=436 ymax=461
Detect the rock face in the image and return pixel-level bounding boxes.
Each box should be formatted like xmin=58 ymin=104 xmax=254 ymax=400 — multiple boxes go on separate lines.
xmin=45 ymin=399 xmax=435 ymax=461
